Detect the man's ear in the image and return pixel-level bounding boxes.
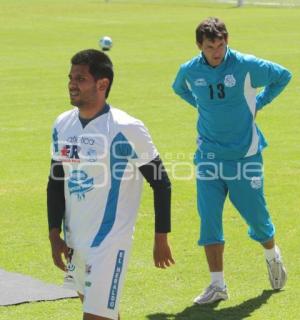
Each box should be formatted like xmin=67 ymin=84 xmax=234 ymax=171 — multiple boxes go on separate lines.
xmin=97 ymin=78 xmax=109 ymax=92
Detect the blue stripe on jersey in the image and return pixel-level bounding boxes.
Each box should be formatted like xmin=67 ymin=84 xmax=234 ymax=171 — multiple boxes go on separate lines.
xmin=91 ymin=133 xmax=137 ymax=248
xmin=107 ymin=250 xmax=125 ymax=310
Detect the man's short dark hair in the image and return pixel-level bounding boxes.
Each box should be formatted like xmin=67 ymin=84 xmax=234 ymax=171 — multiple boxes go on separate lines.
xmin=196 ymin=17 xmax=228 ymax=44
xmin=71 ymin=49 xmax=114 ymax=98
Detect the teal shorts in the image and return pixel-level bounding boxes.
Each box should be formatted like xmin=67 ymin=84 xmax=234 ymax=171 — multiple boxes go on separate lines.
xmin=195 ymin=151 xmax=275 ymax=246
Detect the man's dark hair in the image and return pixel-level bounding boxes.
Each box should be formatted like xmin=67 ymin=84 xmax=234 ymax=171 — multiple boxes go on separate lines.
xmin=196 ymin=17 xmax=228 ymax=44
xmin=71 ymin=49 xmax=114 ymax=98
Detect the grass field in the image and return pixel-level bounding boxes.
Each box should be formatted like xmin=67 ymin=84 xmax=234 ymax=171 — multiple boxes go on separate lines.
xmin=0 ymin=1 xmax=299 ymax=319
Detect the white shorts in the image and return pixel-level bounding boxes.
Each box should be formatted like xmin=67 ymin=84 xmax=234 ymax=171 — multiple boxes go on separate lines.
xmin=64 ymin=242 xmax=131 ymax=320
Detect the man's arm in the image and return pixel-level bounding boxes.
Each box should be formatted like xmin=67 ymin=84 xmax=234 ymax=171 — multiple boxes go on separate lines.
xmin=139 ymin=156 xmax=175 ymax=269
xmin=248 ymin=57 xmax=292 ymax=110
xmin=172 ymin=65 xmax=198 ymax=108
xmin=47 ymin=160 xmax=68 ymax=271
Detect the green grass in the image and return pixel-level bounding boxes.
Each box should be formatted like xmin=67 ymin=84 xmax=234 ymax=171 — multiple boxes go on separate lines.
xmin=0 ymin=1 xmax=299 ymax=319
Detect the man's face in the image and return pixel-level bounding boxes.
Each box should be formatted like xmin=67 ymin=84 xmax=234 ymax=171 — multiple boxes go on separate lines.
xmin=68 ymin=64 xmax=100 ymax=108
xmin=198 ymin=37 xmax=228 ymax=67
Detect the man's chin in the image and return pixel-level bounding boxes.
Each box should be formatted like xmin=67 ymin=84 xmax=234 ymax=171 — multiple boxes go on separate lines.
xmin=70 ymin=100 xmax=82 ymax=108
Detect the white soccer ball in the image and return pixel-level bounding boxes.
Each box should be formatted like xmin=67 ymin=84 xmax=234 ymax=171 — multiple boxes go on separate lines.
xmin=99 ymin=36 xmax=113 ymax=51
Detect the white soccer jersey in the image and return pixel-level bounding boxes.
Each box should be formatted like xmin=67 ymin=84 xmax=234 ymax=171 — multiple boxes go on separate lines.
xmin=51 ymin=106 xmax=158 ymax=253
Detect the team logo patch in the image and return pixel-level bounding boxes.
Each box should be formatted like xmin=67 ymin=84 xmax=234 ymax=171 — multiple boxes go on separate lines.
xmin=224 ymin=74 xmax=236 ymax=88
xmin=87 ymin=148 xmax=97 ymax=162
xmin=61 ymin=144 xmax=80 ymax=161
xmin=68 ymin=170 xmax=94 ymax=200
xmin=250 ymin=176 xmax=262 ymax=189
xmin=194 ymin=78 xmax=207 ymax=86
xmin=67 ymin=262 xmax=75 ymax=272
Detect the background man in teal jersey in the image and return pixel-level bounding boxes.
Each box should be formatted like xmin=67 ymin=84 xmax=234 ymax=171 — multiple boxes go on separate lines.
xmin=172 ymin=17 xmax=291 ymax=305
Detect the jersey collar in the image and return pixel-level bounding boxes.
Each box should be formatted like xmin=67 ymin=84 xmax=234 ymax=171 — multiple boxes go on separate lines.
xmin=198 ymin=46 xmax=230 ymax=69
xmin=78 ymin=103 xmax=110 ymax=129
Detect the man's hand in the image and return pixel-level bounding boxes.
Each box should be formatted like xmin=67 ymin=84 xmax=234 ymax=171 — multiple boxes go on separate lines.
xmin=49 ymin=228 xmax=68 ymax=271
xmin=153 ymin=233 xmax=175 ymax=269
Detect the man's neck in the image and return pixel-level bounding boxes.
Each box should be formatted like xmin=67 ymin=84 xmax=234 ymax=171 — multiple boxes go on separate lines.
xmin=78 ymin=104 xmax=110 ymax=129
xmin=78 ymin=101 xmax=107 ymax=119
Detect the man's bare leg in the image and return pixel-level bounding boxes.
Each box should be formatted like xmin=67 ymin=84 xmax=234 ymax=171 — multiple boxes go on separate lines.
xmin=204 ymin=243 xmax=224 ymax=272
xmin=194 ymin=243 xmax=227 ymax=304
xmin=261 ymin=238 xmax=274 ymax=249
xmin=83 ymin=313 xmax=120 ymax=320
xmin=78 ymin=292 xmax=84 ymax=303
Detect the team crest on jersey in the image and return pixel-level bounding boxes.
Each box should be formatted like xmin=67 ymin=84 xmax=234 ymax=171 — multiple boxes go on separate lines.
xmin=68 ymin=170 xmax=94 ymax=200
xmin=224 ymin=74 xmax=236 ymax=88
xmin=87 ymin=148 xmax=97 ymax=162
xmin=194 ymin=78 xmax=207 ymax=86
xmin=250 ymin=176 xmax=262 ymax=189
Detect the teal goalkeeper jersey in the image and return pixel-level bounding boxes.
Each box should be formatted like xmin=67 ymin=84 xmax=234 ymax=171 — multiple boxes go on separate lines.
xmin=172 ymin=48 xmax=292 ymax=160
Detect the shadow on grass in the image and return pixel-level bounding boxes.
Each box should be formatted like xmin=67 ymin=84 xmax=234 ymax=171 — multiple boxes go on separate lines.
xmin=147 ymin=290 xmax=279 ymax=320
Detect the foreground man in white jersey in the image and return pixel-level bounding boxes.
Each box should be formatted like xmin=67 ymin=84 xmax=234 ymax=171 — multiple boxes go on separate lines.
xmin=47 ymin=49 xmax=174 ymax=320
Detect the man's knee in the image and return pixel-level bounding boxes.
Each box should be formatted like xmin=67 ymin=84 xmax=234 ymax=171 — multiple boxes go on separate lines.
xmin=83 ymin=312 xmax=115 ymax=320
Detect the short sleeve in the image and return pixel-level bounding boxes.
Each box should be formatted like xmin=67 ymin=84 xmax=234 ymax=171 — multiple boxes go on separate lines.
xmin=117 ymin=120 xmax=158 ymax=167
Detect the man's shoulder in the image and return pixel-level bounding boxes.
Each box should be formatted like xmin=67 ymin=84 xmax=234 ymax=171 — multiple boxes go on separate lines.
xmin=54 ymin=108 xmax=78 ymax=126
xmin=181 ymin=55 xmax=200 ymax=70
xmin=229 ymin=48 xmax=258 ymax=64
xmin=109 ymin=107 xmax=151 ymax=141
xmin=110 ymin=107 xmax=144 ymax=127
